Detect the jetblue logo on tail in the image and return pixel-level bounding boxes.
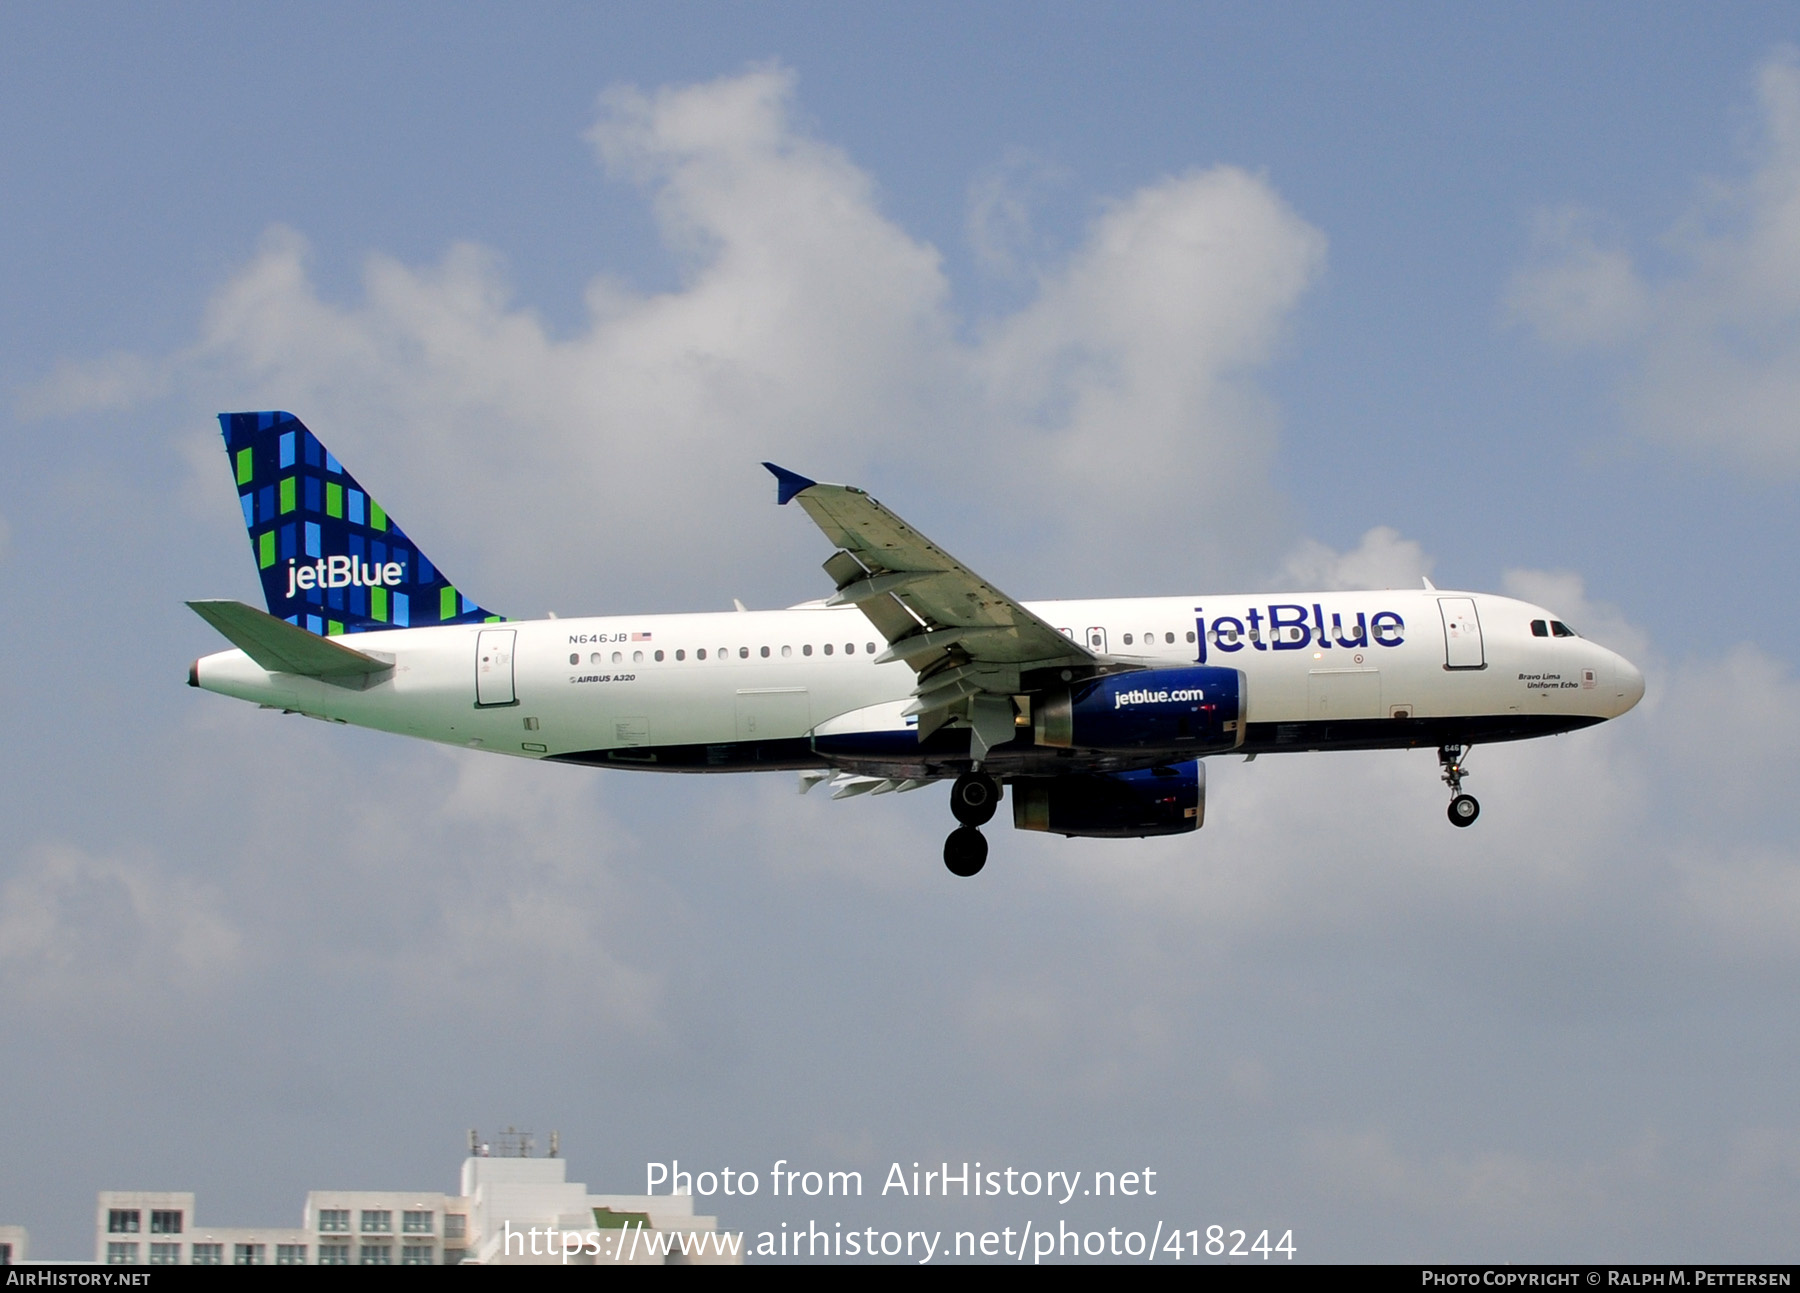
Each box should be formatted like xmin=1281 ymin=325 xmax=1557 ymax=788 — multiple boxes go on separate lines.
xmin=286 ymin=556 xmax=405 ymax=596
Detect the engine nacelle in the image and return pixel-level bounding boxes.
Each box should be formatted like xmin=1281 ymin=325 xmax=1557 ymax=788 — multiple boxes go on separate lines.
xmin=1034 ymin=666 xmax=1244 ymax=753
xmin=1012 ymin=761 xmax=1204 ymax=838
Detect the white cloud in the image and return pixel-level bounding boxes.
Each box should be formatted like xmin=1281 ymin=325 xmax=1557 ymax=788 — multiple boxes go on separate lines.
xmin=0 ymin=843 xmax=243 ymax=1016
xmin=1647 ymin=641 xmax=1800 ymax=828
xmin=16 ymin=351 xmax=170 ymax=419
xmin=1506 ymin=208 xmax=1649 ymax=349
xmin=22 ymin=65 xmax=1325 ymax=602
xmin=1280 ymin=525 xmax=1433 ymax=591
xmin=192 ymin=728 xmax=676 ymax=1035
xmin=398 ymin=755 xmax=670 ymax=1032
xmin=977 ymin=166 xmax=1324 ymax=581
xmin=1506 ymin=48 xmax=1800 ymax=472
xmin=965 ymin=150 xmax=1069 ymax=281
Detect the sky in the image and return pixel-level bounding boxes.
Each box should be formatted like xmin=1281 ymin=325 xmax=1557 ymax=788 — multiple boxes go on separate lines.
xmin=3 ymin=2 xmax=1799 ymax=1263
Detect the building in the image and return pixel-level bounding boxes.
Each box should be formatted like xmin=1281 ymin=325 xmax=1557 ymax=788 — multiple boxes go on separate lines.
xmin=0 ymin=1225 xmax=27 ymax=1264
xmin=96 ymin=1137 xmax=738 ymax=1266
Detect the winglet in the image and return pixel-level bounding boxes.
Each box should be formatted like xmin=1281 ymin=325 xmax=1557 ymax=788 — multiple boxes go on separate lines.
xmin=762 ymin=462 xmax=817 ymax=506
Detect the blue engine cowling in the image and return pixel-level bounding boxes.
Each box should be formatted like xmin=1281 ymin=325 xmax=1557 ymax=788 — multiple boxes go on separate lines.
xmin=1033 ymin=666 xmax=1244 ymax=753
xmin=1012 ymin=761 xmax=1204 ymax=838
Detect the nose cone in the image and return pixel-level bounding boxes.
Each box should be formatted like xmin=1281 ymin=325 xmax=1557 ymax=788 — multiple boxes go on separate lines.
xmin=1612 ymin=653 xmax=1645 ymax=715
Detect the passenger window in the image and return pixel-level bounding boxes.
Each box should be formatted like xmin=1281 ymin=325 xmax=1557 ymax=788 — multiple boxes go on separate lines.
xmin=1165 ymin=632 xmax=1175 ymax=644
xmin=569 ymin=653 xmax=578 ymax=666
xmin=803 ymin=644 xmax=813 ymax=656
xmin=718 ymin=647 xmax=727 ymax=659
xmin=1185 ymin=631 xmax=1195 ymax=643
xmin=676 ymin=649 xmax=685 ymax=661
xmin=781 ymin=645 xmax=792 ymax=657
xmin=1531 ymin=620 xmax=1548 ymax=637
xmin=611 ymin=651 xmax=622 ymax=664
xmin=696 ymin=648 xmax=707 ymax=660
xmin=845 ymin=643 xmax=855 ymax=654
xmin=1123 ymin=633 xmax=1133 ymax=645
xmin=824 ymin=643 xmax=834 ymax=655
xmin=590 ymin=652 xmax=602 ymax=665
xmin=760 ymin=646 xmax=770 ymax=658
xmin=654 ymin=650 xmax=664 ymax=662
xmin=739 ymin=647 xmax=749 ymax=659
xmin=866 ymin=642 xmax=876 ymax=654
xmin=632 ymin=650 xmax=643 ymax=663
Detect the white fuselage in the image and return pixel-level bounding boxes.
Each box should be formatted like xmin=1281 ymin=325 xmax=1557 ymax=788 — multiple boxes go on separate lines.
xmin=192 ymin=590 xmax=1644 ymax=776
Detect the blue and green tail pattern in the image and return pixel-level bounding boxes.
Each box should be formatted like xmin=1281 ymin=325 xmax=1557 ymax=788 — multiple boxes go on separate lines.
xmin=220 ymin=411 xmax=502 ymax=636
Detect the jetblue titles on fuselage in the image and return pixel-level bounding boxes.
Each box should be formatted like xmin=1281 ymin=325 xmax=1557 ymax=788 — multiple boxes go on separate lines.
xmin=1193 ymin=604 xmax=1403 ymax=660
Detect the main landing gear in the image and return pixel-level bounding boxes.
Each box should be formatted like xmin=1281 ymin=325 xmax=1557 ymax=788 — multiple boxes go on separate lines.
xmin=944 ymin=772 xmax=1000 ymax=876
xmin=1440 ymin=744 xmax=1479 ymax=828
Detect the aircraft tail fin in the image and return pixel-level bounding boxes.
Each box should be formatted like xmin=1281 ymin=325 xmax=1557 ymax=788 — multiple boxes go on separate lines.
xmin=218 ymin=411 xmax=502 ymax=635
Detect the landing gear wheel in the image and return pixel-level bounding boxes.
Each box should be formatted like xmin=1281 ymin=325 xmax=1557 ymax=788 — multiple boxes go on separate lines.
xmin=950 ymin=772 xmax=1001 ymax=827
xmin=944 ymin=827 xmax=988 ymax=877
xmin=1438 ymin=744 xmax=1479 ymax=827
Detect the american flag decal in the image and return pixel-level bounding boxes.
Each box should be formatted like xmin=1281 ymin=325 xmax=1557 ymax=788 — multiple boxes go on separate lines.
xmin=632 ymin=631 xmax=653 ymax=641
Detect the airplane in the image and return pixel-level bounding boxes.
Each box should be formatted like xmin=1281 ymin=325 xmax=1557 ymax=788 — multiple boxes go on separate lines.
xmin=188 ymin=411 xmax=1645 ymax=877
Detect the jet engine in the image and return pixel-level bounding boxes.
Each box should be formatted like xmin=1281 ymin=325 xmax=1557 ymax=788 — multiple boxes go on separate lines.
xmin=1012 ymin=761 xmax=1204 ymax=838
xmin=1033 ymin=666 xmax=1244 ymax=753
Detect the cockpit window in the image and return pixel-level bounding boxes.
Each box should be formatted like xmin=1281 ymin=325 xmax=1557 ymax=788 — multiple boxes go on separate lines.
xmin=1551 ymin=621 xmax=1577 ymax=637
xmin=1530 ymin=620 xmax=1548 ymax=637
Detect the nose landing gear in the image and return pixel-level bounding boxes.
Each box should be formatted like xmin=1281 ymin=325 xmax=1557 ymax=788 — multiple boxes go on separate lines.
xmin=944 ymin=772 xmax=1001 ymax=875
xmin=1440 ymin=744 xmax=1479 ymax=827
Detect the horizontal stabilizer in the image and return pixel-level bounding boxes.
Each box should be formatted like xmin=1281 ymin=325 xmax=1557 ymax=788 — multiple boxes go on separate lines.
xmin=188 ymin=599 xmax=393 ymax=680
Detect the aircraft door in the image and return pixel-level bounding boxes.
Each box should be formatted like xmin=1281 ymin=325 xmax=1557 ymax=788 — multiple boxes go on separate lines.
xmin=1438 ymin=598 xmax=1485 ymax=670
xmin=475 ymin=629 xmax=517 ymax=706
xmin=1086 ymin=626 xmax=1108 ymax=653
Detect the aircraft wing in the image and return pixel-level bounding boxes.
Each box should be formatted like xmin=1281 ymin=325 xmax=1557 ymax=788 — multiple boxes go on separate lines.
xmin=765 ymin=464 xmax=1098 ymax=757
